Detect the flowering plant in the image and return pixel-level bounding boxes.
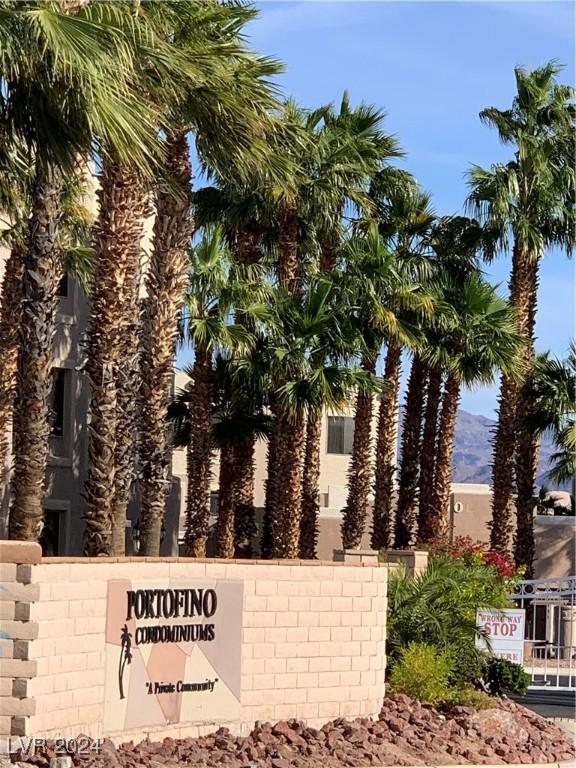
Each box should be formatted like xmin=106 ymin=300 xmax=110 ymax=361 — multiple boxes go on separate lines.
xmin=429 ymin=535 xmax=525 ymax=587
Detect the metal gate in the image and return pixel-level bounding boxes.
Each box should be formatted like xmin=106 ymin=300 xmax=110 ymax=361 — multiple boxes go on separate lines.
xmin=510 ymin=576 xmax=576 ymax=690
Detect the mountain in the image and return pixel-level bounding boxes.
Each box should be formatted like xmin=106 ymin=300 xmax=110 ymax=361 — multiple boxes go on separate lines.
xmin=451 ymin=408 xmax=559 ymax=487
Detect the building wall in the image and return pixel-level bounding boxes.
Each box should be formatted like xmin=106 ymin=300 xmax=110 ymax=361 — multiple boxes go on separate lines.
xmin=451 ymin=485 xmax=575 ymax=578
xmin=0 ymin=542 xmax=387 ymax=747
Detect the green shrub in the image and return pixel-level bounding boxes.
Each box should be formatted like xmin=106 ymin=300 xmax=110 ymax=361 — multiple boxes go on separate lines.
xmin=446 ymin=685 xmax=494 ymax=710
xmin=389 ymin=642 xmax=452 ymax=703
xmin=446 ymin=643 xmax=488 ymax=689
xmin=387 ymin=557 xmax=520 ymax=689
xmin=484 ymin=657 xmax=530 ymax=696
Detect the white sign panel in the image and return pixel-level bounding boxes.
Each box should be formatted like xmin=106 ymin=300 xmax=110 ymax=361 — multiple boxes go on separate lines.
xmin=475 ymin=608 xmax=525 ymax=664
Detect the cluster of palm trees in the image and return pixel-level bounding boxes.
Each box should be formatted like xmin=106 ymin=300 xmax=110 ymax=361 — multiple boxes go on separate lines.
xmin=0 ymin=2 xmax=572 ymax=572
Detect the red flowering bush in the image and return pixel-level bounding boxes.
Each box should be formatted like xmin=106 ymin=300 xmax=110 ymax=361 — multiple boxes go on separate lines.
xmin=429 ymin=536 xmax=524 ymax=582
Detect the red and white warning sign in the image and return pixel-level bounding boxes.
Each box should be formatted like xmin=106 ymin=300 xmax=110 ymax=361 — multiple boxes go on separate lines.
xmin=475 ymin=608 xmax=526 ymax=664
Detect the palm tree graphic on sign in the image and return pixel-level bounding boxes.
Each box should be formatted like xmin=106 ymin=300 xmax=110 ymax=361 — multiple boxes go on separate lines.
xmin=118 ymin=624 xmax=132 ymax=700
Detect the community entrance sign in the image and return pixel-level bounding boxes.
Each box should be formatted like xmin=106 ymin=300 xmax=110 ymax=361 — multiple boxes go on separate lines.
xmin=104 ymin=579 xmax=243 ymax=732
xmin=476 ymin=608 xmax=525 ymax=664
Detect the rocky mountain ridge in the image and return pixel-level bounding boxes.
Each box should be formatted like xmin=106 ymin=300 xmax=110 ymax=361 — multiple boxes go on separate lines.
xmin=451 ymin=408 xmax=558 ymax=487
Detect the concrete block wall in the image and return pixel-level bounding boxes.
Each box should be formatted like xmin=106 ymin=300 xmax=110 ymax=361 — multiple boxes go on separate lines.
xmin=6 ymin=552 xmax=387 ymax=744
xmin=0 ymin=541 xmax=42 ymax=754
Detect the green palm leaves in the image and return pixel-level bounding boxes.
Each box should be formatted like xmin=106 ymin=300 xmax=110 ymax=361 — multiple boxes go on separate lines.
xmin=468 ymin=62 xmax=575 ymax=567
xmin=527 ymin=344 xmax=576 ymax=486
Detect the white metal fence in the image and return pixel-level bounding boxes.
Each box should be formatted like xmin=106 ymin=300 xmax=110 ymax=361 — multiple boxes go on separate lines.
xmin=510 ymin=576 xmax=576 ymax=691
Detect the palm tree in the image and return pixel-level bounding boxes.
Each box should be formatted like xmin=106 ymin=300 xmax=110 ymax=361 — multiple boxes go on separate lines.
xmin=468 ymin=62 xmax=575 ymax=561
xmin=0 ymin=160 xmax=93 ymax=524
xmin=81 ymin=4 xmax=248 ymax=556
xmin=296 ymin=299 xmax=371 ymax=559
xmin=83 ymin=157 xmax=150 ymax=556
xmin=311 ymin=91 xmax=402 ymax=271
xmin=167 ymin=352 xmax=271 ymax=560
xmin=290 ymin=91 xmax=404 ymax=557
xmin=179 ymin=227 xmax=258 ymax=557
xmin=261 ymin=281 xmax=370 ymax=558
xmin=1 ymin=1 xmax=163 ymax=543
xmin=138 ymin=2 xmax=282 ymax=555
xmin=525 ymin=344 xmax=576 ymax=490
xmin=426 ymin=277 xmax=520 ymax=543
xmin=295 ymin=96 xmax=403 ymax=555
xmin=211 ymin=356 xmax=271 ymax=559
xmin=416 ymin=364 xmax=443 ymax=544
xmin=369 ymin=177 xmax=436 ymax=549
xmin=394 ymin=353 xmax=427 ymax=548
xmin=187 ymin=104 xmax=307 ymax=559
xmin=416 ymin=215 xmax=487 ymax=543
xmin=338 ymin=225 xmax=432 ymax=549
xmin=0 ymin=240 xmax=24 ymax=511
xmin=0 ymin=148 xmax=30 ymax=505
xmin=394 ymin=212 xmax=491 ymax=548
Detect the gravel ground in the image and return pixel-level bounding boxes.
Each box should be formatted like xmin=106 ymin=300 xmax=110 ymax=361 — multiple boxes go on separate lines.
xmin=11 ymin=694 xmax=576 ymax=767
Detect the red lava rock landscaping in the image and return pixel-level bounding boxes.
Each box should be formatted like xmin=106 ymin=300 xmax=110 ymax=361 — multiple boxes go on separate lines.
xmin=12 ymin=695 xmax=576 ymax=767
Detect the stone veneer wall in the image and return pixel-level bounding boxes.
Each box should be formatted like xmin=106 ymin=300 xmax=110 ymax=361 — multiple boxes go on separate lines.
xmin=0 ymin=541 xmax=41 ymax=754
xmin=1 ymin=543 xmax=387 ymax=746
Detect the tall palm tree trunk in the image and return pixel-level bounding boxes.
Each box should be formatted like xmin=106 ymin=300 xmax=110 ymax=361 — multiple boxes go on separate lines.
xmin=229 ymin=228 xmax=260 ymax=558
xmin=0 ymin=244 xmax=24 ymax=503
xmin=237 ymin=225 xmax=261 ymax=265
xmin=276 ymin=408 xmax=306 ymax=558
xmin=341 ymin=355 xmax=376 ymax=549
xmin=319 ymin=229 xmax=339 ymax=272
xmin=394 ymin=354 xmax=426 ymax=548
xmin=140 ymin=130 xmax=193 ymax=555
xmin=110 ymin=278 xmax=142 ymax=556
xmin=277 ymin=201 xmax=300 ymax=292
xmin=490 ymin=244 xmax=537 ymax=554
xmin=418 ymin=365 xmax=443 ymax=544
xmin=490 ymin=374 xmax=518 ymax=552
xmin=372 ymin=343 xmax=402 ymax=550
xmin=234 ymin=435 xmax=256 ymax=558
xmin=262 ymin=411 xmax=279 ymax=558
xmin=9 ymin=163 xmax=62 ymax=541
xmin=83 ymin=156 xmax=148 ymax=556
xmin=513 ymin=266 xmax=540 ymax=575
xmin=298 ymin=230 xmax=340 ymax=558
xmin=300 ymin=408 xmax=322 ymax=558
xmin=430 ymin=370 xmax=461 ymax=544
xmin=215 ymin=440 xmax=236 ymax=558
xmin=182 ymin=344 xmax=213 ymax=557
xmin=267 ymin=199 xmax=304 ymax=558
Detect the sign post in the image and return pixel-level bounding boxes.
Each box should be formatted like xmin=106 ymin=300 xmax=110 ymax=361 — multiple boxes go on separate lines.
xmin=475 ymin=608 xmax=526 ymax=664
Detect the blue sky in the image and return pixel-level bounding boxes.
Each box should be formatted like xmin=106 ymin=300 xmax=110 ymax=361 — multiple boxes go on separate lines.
xmin=249 ymin=0 xmax=575 ymax=418
xmin=179 ymin=1 xmax=575 ymax=418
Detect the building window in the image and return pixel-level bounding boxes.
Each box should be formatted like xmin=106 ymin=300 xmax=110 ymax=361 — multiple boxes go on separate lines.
xmin=39 ymin=509 xmax=63 ymax=556
xmin=327 ymin=416 xmax=355 ymax=455
xmin=210 ymin=492 xmax=220 ymax=516
xmin=48 ymin=368 xmax=67 ymax=437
